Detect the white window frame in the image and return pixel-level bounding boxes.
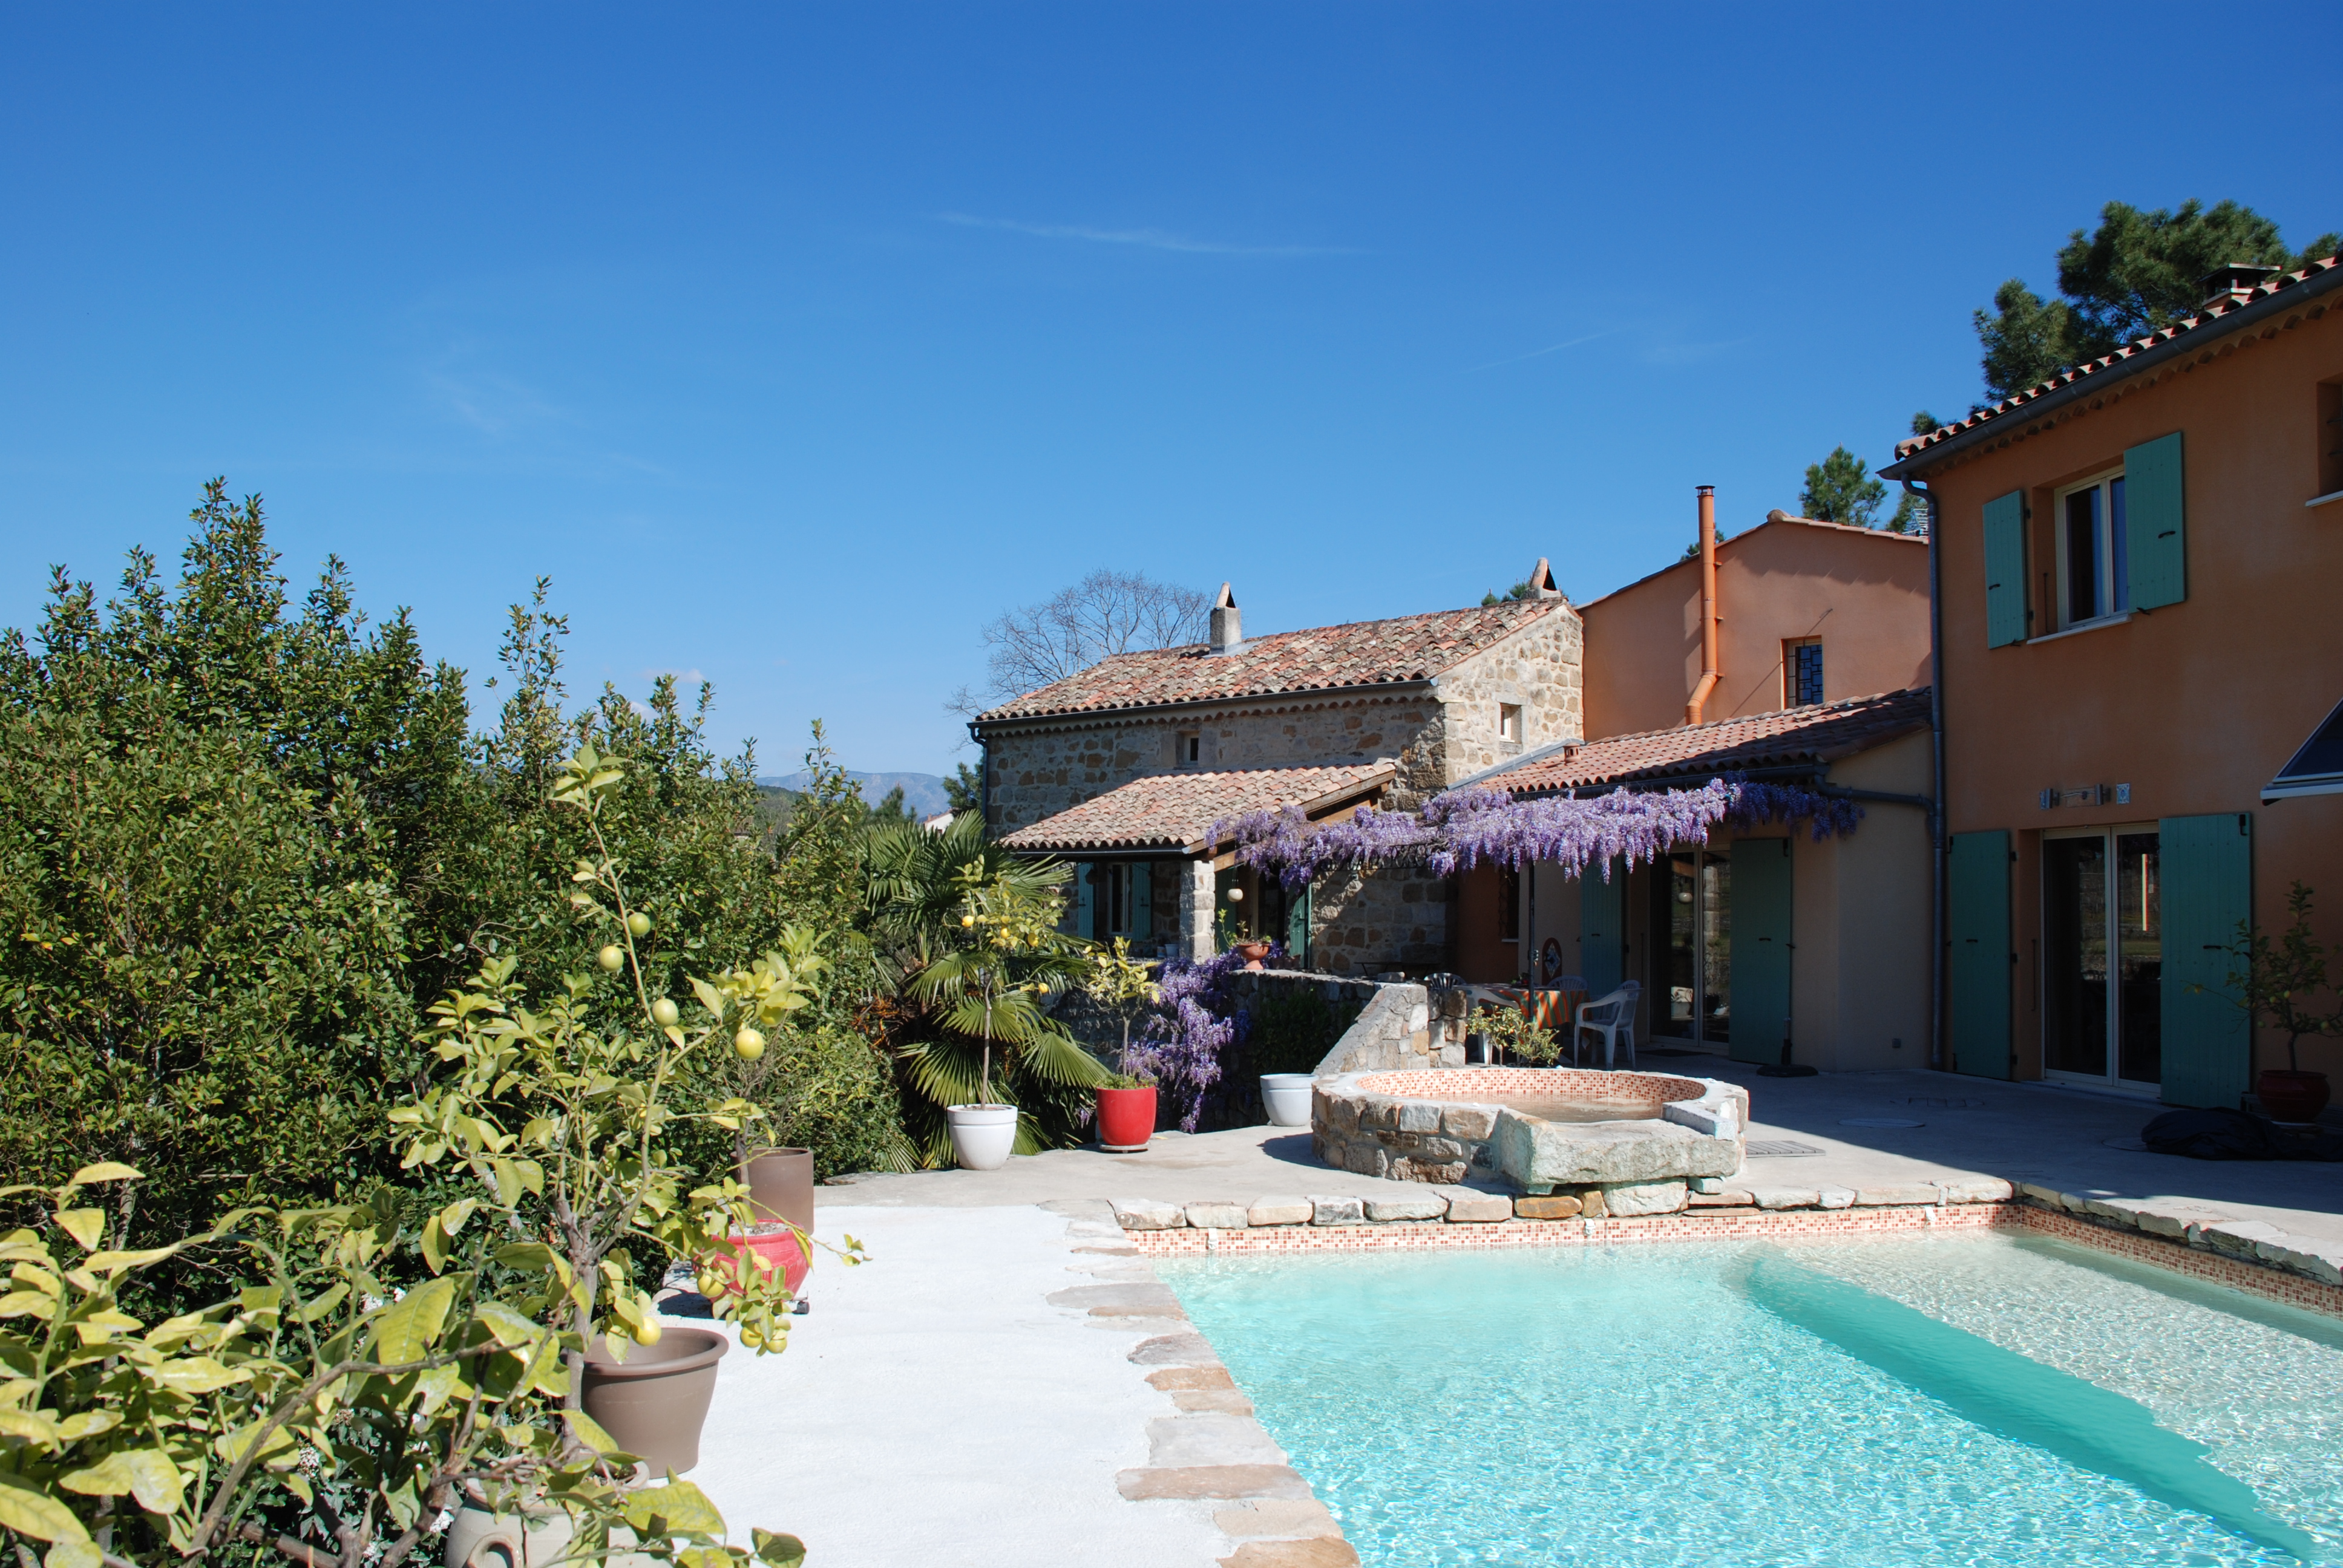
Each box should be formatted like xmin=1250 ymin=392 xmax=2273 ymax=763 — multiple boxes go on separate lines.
xmin=1498 ymin=702 xmax=1524 ymax=747
xmin=2052 ymin=465 xmax=2128 ymax=632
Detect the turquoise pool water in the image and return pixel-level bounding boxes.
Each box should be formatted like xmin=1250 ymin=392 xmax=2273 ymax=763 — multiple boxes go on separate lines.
xmin=1159 ymin=1233 xmax=2343 ymax=1566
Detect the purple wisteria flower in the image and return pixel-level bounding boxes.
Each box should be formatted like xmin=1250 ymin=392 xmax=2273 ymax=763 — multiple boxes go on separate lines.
xmin=1219 ymin=779 xmax=1860 ymax=887
xmin=1128 ymin=948 xmax=1255 ymax=1131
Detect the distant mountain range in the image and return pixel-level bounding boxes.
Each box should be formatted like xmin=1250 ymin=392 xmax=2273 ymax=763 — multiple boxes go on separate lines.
xmin=758 ymin=769 xmax=952 ymax=818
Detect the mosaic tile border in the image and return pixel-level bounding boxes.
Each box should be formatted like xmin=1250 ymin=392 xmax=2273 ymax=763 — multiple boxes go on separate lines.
xmin=2011 ymin=1203 xmax=2343 ymax=1320
xmin=1127 ymin=1200 xmax=2003 ymax=1258
xmin=1127 ymin=1197 xmax=2343 ymax=1321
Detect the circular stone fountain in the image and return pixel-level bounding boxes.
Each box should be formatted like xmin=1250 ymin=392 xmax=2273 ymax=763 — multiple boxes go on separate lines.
xmin=1312 ymin=1067 xmax=1748 ymax=1217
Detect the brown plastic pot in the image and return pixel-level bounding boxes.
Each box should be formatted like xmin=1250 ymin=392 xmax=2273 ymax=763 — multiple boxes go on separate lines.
xmin=2257 ymin=1069 xmax=2331 ymax=1124
xmin=739 ymin=1146 xmax=814 ymax=1232
xmin=580 ymin=1327 xmax=728 ymax=1474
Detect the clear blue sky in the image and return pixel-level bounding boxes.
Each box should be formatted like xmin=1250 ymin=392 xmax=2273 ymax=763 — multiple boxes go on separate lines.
xmin=4 ymin=4 xmax=2336 ymax=776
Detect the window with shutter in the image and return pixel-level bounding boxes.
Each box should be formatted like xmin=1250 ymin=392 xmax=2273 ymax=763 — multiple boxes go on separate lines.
xmin=1982 ymin=492 xmax=2028 ymax=647
xmin=2124 ymin=432 xmax=2186 ymax=610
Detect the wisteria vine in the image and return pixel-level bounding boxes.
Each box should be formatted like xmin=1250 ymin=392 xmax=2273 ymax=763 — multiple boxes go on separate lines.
xmin=1217 ymin=779 xmax=1864 ymax=890
xmin=1127 ymin=947 xmax=1267 ymax=1131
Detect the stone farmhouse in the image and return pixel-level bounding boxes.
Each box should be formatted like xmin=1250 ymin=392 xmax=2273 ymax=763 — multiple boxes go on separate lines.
xmin=976 ymin=567 xmax=1584 ymax=974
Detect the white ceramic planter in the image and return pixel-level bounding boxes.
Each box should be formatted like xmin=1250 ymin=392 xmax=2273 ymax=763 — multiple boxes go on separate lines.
xmin=946 ymin=1103 xmax=1021 ymax=1170
xmin=1260 ymin=1074 xmax=1315 ymax=1128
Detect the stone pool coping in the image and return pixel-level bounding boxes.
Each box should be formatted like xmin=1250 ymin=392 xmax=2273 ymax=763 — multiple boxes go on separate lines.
xmin=1114 ymin=1187 xmax=2343 ymax=1319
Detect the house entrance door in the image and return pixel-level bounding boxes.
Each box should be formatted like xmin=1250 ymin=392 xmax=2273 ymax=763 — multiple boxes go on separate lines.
xmin=2042 ymin=826 xmax=2161 ymax=1090
xmin=1653 ymin=849 xmax=1730 ymax=1048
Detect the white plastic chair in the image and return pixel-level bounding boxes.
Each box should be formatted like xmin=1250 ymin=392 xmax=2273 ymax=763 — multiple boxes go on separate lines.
xmin=1575 ymin=981 xmax=1642 ymax=1069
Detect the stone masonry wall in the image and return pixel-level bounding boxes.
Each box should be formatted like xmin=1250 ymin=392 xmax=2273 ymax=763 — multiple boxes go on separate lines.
xmin=1429 ymin=606 xmax=1585 ymax=783
xmin=981 ymin=692 xmax=1443 ymax=838
xmin=980 ymin=600 xmax=1583 ymax=973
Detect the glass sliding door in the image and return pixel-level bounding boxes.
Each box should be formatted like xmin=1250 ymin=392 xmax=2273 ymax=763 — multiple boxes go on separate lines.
xmin=2042 ymin=827 xmax=2160 ymax=1088
xmin=1653 ymin=849 xmax=1729 ymax=1046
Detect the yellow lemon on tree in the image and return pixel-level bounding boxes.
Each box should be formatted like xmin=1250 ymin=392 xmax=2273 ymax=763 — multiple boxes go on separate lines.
xmin=960 ymin=913 xmax=975 ymax=927
xmin=597 ymin=944 xmax=624 ymax=972
xmin=650 ymin=997 xmax=681 ymax=1027
xmin=734 ymin=1027 xmax=766 ymax=1060
xmin=627 ymin=911 xmax=652 ymax=938
xmin=633 ymin=1320 xmax=662 ymax=1346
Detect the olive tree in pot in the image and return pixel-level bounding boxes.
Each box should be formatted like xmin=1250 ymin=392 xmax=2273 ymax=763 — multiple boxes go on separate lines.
xmin=399 ymin=743 xmax=867 ymax=1477
xmin=2204 ymin=881 xmax=2342 ymax=1123
xmin=905 ymin=870 xmax=1105 ymax=1171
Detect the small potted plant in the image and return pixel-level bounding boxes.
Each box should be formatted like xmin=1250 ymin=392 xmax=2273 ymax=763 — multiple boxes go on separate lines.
xmin=2206 ymin=881 xmax=2339 ymax=1123
xmin=1086 ymin=937 xmax=1162 ymax=1151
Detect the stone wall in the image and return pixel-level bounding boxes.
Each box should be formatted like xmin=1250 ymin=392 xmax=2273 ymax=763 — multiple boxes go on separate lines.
xmin=1430 ymin=609 xmax=1585 ymax=783
xmin=980 ymin=691 xmax=1444 ymax=839
xmin=1307 ymin=862 xmax=1456 ymax=976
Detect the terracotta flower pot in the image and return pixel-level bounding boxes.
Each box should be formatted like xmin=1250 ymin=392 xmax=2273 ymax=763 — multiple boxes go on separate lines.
xmin=2257 ymin=1068 xmax=2332 ymax=1124
xmin=1234 ymin=941 xmax=1272 ymax=971
xmin=738 ymin=1146 xmax=814 ymax=1232
xmin=1095 ymin=1085 xmax=1158 ymax=1151
xmin=580 ymin=1327 xmax=728 ymax=1475
xmin=704 ymin=1227 xmax=811 ymax=1298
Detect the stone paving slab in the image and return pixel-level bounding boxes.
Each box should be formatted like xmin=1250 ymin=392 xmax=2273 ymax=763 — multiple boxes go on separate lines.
xmin=674 ymin=1203 xmax=1355 ymax=1566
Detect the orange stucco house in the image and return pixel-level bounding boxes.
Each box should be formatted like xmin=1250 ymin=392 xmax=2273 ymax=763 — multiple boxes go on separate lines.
xmin=1881 ymin=256 xmax=2343 ymax=1111
xmin=1577 ymin=511 xmax=1931 ymax=737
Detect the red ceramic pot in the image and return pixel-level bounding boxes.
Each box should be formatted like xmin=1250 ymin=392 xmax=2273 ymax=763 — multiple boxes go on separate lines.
xmin=704 ymin=1227 xmax=810 ymax=1298
xmin=1234 ymin=941 xmax=1272 ymax=972
xmin=2257 ymin=1069 xmax=2331 ymax=1124
xmin=1096 ymin=1085 xmax=1159 ymax=1152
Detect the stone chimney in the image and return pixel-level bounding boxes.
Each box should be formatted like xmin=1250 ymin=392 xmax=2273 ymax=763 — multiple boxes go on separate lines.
xmin=1209 ymin=583 xmax=1243 ymax=655
xmin=1526 ymin=558 xmax=1563 ymax=599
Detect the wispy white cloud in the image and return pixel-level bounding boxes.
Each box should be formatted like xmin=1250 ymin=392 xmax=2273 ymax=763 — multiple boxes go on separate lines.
xmin=428 ymin=368 xmax=568 ymax=437
xmin=640 ymin=666 xmax=709 ymax=687
xmin=1464 ymin=328 xmax=1620 ymax=373
xmin=936 ymin=212 xmax=1353 ymax=258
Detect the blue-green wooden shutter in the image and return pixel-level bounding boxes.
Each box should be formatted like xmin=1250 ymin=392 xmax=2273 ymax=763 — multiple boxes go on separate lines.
xmin=1579 ymin=860 xmax=1624 ymax=996
xmin=1948 ymin=831 xmax=2013 ymax=1079
xmin=1072 ymin=862 xmax=1095 ymax=939
xmin=2125 ymin=431 xmax=2186 ymax=610
xmin=2158 ymin=811 xmax=2252 ymax=1108
xmin=1285 ymin=879 xmax=1311 ymax=968
xmin=1129 ymin=861 xmax=1152 ymax=941
xmin=1982 ymin=491 xmax=2028 ymax=647
xmin=1730 ymin=838 xmax=1793 ymax=1066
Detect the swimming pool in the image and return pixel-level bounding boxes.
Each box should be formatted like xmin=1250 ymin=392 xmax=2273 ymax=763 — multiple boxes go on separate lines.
xmin=1160 ymin=1232 xmax=2343 ymax=1565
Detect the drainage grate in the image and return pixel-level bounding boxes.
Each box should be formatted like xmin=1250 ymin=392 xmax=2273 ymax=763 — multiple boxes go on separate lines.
xmin=1746 ymin=1140 xmax=1825 ymax=1158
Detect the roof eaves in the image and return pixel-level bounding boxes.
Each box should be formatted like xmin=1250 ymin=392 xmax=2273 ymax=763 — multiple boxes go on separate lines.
xmin=1883 ymin=256 xmax=2343 ymax=479
xmin=971 ymin=674 xmax=1438 ymax=730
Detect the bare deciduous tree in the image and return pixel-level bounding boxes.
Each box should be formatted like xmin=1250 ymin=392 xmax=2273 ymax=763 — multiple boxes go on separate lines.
xmin=947 ymin=569 xmax=1210 ymax=718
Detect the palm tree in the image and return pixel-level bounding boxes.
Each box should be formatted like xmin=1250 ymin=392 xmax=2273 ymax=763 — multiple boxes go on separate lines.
xmin=865 ymin=817 xmax=1106 ymax=1163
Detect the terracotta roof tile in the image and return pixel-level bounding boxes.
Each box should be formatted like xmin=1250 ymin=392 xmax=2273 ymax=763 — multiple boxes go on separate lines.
xmin=1483 ymin=688 xmax=1932 ymax=795
xmin=998 ymin=763 xmax=1395 ymax=855
xmin=975 ymin=598 xmax=1570 ymax=724
xmin=1893 ymin=255 xmax=2343 ymax=463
